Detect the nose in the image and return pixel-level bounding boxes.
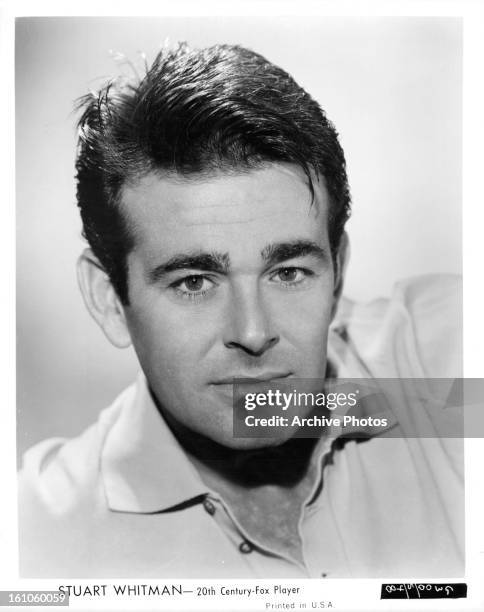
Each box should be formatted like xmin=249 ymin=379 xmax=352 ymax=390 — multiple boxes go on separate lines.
xmin=223 ymin=284 xmax=279 ymax=356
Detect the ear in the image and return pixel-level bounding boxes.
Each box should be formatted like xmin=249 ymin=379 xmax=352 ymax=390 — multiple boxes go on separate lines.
xmin=331 ymin=231 xmax=349 ymax=319
xmin=77 ymin=249 xmax=132 ymax=348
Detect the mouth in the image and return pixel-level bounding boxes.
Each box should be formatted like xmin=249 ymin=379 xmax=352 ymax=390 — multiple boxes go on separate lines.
xmin=211 ymin=372 xmax=293 ymax=385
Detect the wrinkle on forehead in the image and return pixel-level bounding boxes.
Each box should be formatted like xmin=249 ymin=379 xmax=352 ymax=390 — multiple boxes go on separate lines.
xmin=120 ymin=163 xmax=328 ymax=246
xmin=183 ymin=212 xmax=305 ymax=228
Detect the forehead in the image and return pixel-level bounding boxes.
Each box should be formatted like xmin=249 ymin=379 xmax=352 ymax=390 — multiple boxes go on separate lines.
xmin=120 ymin=164 xmax=330 ymax=260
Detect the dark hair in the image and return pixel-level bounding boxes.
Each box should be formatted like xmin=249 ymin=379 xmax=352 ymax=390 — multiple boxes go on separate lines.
xmin=75 ymin=43 xmax=351 ymax=304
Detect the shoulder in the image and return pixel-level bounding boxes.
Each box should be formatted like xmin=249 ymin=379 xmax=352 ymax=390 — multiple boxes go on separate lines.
xmin=19 ymin=399 xmax=124 ymax=512
xmin=18 ymin=384 xmax=135 ymax=576
xmin=331 ymin=274 xmax=462 ymax=378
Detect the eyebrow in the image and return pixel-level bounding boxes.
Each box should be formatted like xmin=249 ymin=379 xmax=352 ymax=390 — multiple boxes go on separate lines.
xmin=148 ymin=252 xmax=230 ymax=283
xmin=261 ymin=240 xmax=327 ymax=267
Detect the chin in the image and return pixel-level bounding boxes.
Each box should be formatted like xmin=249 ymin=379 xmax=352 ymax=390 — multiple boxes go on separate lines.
xmin=214 ymin=433 xmax=293 ymax=451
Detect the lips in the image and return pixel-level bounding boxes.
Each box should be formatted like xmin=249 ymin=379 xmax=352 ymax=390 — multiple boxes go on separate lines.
xmin=211 ymin=372 xmax=292 ymax=384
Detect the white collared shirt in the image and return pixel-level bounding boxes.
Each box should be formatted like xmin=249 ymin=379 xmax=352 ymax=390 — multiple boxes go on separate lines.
xmin=18 ymin=275 xmax=464 ymax=578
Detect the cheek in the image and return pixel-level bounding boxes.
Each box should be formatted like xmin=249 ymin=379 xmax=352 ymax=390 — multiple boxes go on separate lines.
xmin=273 ymin=287 xmax=334 ymax=340
xmin=126 ymin=299 xmax=218 ymax=374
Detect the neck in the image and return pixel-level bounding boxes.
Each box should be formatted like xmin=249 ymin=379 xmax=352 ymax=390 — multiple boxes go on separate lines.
xmin=150 ymin=387 xmax=319 ymax=488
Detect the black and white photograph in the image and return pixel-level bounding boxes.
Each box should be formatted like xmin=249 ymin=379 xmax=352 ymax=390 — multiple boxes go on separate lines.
xmin=5 ymin=2 xmax=484 ymax=610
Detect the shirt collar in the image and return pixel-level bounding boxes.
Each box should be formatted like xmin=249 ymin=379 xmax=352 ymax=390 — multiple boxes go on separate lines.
xmin=101 ymin=374 xmax=209 ymax=514
xmin=326 ymin=330 xmax=399 ymax=438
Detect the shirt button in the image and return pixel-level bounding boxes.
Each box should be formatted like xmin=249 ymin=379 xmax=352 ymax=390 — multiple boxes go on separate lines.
xmin=203 ymin=499 xmax=216 ymax=515
xmin=239 ymin=540 xmax=253 ymax=554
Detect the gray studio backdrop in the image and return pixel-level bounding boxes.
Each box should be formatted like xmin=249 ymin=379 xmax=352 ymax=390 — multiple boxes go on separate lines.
xmin=16 ymin=17 xmax=462 ymax=459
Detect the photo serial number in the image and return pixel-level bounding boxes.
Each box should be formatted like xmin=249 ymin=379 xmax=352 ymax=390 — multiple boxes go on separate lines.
xmin=0 ymin=592 xmax=68 ymax=607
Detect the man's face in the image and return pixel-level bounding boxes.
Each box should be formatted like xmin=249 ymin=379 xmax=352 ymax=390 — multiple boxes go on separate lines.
xmin=120 ymin=163 xmax=340 ymax=448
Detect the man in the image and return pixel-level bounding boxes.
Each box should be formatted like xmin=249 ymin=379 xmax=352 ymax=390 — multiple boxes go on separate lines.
xmin=18 ymin=43 xmax=463 ymax=578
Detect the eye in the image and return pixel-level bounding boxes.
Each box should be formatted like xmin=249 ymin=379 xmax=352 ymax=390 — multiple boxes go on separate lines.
xmin=271 ymin=267 xmax=311 ymax=285
xmin=170 ymin=274 xmax=217 ymax=300
xmin=183 ymin=276 xmax=205 ymax=292
xmin=276 ymin=268 xmax=299 ymax=282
